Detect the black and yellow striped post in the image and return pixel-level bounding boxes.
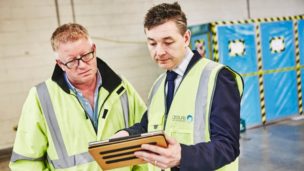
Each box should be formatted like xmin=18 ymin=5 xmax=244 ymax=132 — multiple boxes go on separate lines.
xmin=255 ymin=24 xmax=267 ymax=126
xmin=210 ymin=23 xmax=220 ymax=62
xmin=293 ymin=20 xmax=303 ymax=115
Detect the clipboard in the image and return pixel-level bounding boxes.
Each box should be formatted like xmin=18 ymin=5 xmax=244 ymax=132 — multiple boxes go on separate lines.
xmin=88 ymin=131 xmax=167 ymax=170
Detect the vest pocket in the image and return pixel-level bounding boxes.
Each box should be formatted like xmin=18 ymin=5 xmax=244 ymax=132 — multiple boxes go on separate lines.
xmin=169 ymin=128 xmax=193 ymax=145
xmin=148 ymin=122 xmax=164 ymax=132
xmin=148 ymin=115 xmax=165 ymax=132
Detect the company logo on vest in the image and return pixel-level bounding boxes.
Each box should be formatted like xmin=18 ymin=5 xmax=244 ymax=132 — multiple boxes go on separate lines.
xmin=186 ymin=114 xmax=193 ymax=122
xmin=172 ymin=114 xmax=193 ymax=122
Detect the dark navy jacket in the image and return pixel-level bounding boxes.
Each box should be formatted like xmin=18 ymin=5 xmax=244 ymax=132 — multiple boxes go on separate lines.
xmin=125 ymin=51 xmax=241 ymax=171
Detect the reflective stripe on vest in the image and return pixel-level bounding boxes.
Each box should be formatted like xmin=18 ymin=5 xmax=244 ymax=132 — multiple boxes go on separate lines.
xmin=36 ymin=82 xmax=130 ymax=169
xmin=120 ymin=92 xmax=129 ymax=128
xmin=194 ymin=61 xmax=220 ymax=143
xmin=148 ymin=61 xmax=219 ymax=143
xmin=11 ymin=152 xmax=45 ymax=162
xmin=148 ymin=74 xmax=165 ymax=108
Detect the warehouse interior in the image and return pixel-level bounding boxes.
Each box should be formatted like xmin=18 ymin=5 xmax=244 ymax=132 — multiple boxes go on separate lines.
xmin=1 ymin=0 xmax=304 ymax=170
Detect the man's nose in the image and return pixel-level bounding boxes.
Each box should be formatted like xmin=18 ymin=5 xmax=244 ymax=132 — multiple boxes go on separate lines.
xmin=155 ymin=45 xmax=166 ymax=56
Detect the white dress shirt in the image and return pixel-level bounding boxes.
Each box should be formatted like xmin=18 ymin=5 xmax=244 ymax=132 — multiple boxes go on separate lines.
xmin=167 ymin=47 xmax=194 ymax=94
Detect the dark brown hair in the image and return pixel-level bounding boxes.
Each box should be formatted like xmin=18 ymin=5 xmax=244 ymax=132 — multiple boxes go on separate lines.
xmin=144 ymin=2 xmax=187 ymax=35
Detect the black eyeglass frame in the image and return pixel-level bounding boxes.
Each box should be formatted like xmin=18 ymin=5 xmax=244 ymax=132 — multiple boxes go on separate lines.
xmin=61 ymin=50 xmax=95 ymax=69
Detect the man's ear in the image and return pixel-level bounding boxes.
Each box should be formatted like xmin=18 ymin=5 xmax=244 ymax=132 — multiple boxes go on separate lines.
xmin=92 ymin=43 xmax=97 ymax=55
xmin=184 ymin=29 xmax=191 ymax=47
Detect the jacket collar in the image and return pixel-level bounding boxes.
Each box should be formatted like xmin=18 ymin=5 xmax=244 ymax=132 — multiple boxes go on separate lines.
xmin=51 ymin=57 xmax=122 ymax=94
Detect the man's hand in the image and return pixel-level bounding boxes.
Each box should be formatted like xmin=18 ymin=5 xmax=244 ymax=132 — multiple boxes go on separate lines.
xmin=134 ymin=135 xmax=181 ymax=169
xmin=111 ymin=130 xmax=129 ymax=139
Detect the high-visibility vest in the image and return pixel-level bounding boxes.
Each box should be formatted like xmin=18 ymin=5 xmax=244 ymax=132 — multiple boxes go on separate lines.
xmin=10 ymin=78 xmax=147 ymax=171
xmin=147 ymin=58 xmax=243 ymax=171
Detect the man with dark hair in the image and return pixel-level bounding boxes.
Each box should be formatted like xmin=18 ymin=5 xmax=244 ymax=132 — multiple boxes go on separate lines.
xmin=115 ymin=2 xmax=243 ymax=171
xmin=144 ymin=2 xmax=188 ymax=34
xmin=10 ymin=23 xmax=147 ymax=171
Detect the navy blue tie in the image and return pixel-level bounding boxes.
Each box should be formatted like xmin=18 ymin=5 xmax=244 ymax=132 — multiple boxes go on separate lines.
xmin=166 ymin=71 xmax=178 ymax=112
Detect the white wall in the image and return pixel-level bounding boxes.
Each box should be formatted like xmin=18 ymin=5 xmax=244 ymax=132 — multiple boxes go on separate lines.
xmin=0 ymin=0 xmax=303 ymax=149
xmin=0 ymin=0 xmax=58 ymax=148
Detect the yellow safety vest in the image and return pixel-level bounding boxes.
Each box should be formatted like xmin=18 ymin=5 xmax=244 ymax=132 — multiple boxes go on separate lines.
xmin=147 ymin=58 xmax=243 ymax=171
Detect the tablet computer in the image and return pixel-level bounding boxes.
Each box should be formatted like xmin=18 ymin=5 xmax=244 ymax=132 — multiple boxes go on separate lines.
xmin=88 ymin=131 xmax=167 ymax=170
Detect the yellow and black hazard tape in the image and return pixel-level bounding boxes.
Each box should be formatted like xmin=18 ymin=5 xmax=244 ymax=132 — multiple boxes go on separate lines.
xmin=210 ymin=23 xmax=220 ymax=62
xmin=293 ymin=21 xmax=303 ymax=115
xmin=255 ymin=24 xmax=267 ymax=126
xmin=211 ymin=15 xmax=304 ymax=26
xmin=239 ymin=21 xmax=304 ymax=116
xmin=208 ymin=14 xmax=304 ymax=123
xmin=228 ymin=39 xmax=246 ymax=56
xmin=240 ymin=65 xmax=304 ymax=78
xmin=207 ymin=32 xmax=212 ymax=59
xmin=269 ymin=36 xmax=285 ymax=54
xmin=210 ymin=14 xmax=304 ymax=62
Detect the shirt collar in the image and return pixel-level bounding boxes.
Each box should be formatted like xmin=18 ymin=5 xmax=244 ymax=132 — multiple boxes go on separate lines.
xmin=172 ymin=47 xmax=193 ymax=77
xmin=64 ymin=71 xmax=102 ymax=94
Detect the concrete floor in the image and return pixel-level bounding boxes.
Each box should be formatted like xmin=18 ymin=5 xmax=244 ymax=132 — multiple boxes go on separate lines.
xmin=239 ymin=116 xmax=304 ymax=171
xmin=1 ymin=116 xmax=304 ymax=171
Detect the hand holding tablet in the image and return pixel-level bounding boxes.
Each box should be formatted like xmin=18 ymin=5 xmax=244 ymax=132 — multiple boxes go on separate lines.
xmin=88 ymin=131 xmax=167 ymax=170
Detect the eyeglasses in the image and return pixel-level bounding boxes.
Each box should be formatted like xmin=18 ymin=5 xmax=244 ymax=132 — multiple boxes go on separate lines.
xmin=62 ymin=50 xmax=95 ymax=69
